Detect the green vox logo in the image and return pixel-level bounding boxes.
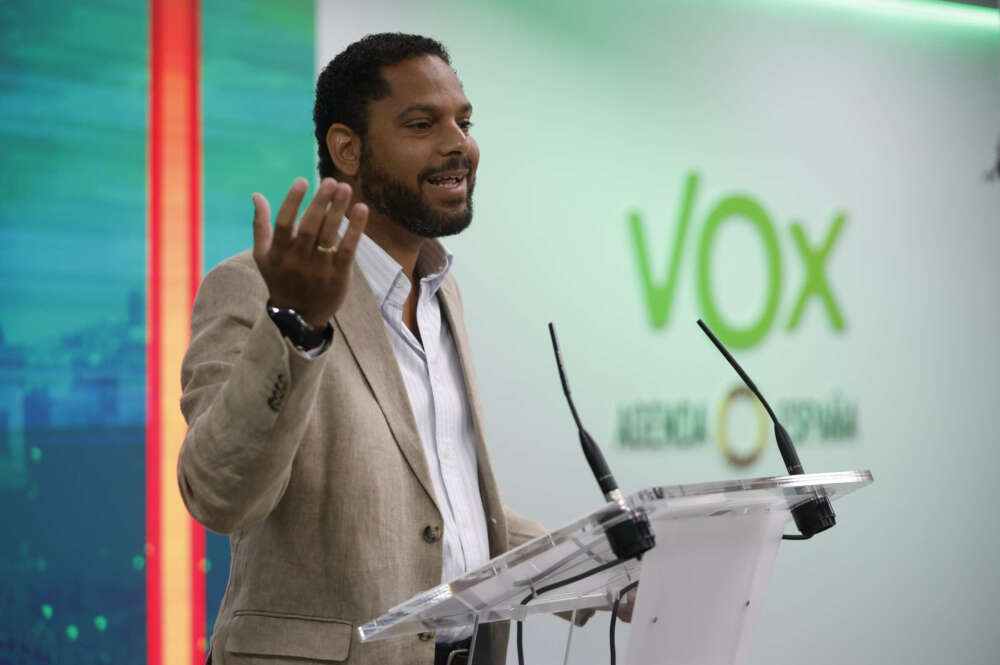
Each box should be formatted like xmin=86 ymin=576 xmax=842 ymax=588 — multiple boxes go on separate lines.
xmin=628 ymin=172 xmax=847 ymax=349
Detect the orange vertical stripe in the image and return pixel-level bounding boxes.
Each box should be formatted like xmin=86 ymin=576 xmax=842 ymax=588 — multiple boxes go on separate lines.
xmin=148 ymin=1 xmax=203 ymax=664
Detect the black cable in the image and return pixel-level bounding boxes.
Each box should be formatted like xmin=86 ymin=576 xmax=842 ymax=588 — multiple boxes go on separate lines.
xmin=782 ymin=532 xmax=812 ymax=540
xmin=516 ymin=557 xmax=624 ymax=665
xmin=609 ymin=580 xmax=640 ymax=665
xmin=512 ymin=536 xmax=610 ymax=591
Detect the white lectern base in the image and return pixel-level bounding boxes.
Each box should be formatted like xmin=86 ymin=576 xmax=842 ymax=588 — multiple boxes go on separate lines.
xmin=627 ymin=504 xmax=786 ymax=665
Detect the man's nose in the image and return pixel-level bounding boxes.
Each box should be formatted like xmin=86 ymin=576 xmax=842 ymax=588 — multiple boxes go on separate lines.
xmin=438 ymin=120 xmax=469 ymax=155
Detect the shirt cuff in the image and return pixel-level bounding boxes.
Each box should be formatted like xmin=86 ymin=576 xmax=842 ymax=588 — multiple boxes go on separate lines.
xmin=291 ymin=335 xmax=331 ymax=359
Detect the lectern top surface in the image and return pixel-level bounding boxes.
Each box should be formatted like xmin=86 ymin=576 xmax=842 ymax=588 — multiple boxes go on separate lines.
xmin=357 ymin=470 xmax=872 ymax=643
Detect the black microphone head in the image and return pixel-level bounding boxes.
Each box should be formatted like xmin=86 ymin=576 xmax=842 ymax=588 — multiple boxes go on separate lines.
xmin=792 ymin=495 xmax=836 ymax=538
xmin=579 ymin=429 xmax=616 ymax=496
xmin=774 ymin=422 xmax=804 ymax=475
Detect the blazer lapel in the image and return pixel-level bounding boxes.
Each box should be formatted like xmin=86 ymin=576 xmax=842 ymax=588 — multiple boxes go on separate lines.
xmin=334 ymin=264 xmax=440 ymax=515
xmin=438 ymin=276 xmax=509 ymax=557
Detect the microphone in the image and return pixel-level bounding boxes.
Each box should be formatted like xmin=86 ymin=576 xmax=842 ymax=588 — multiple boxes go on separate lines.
xmin=548 ymin=323 xmax=619 ymax=501
xmin=696 ymin=319 xmax=836 ymax=539
xmin=548 ymin=323 xmax=655 ymax=560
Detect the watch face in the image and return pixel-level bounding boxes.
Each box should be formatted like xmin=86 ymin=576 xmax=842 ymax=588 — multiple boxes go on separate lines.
xmin=268 ymin=306 xmax=307 ymax=345
xmin=266 ymin=303 xmax=328 ymax=351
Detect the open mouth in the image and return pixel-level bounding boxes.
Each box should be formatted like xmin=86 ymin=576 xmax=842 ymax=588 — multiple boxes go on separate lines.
xmin=425 ymin=172 xmax=467 ymax=190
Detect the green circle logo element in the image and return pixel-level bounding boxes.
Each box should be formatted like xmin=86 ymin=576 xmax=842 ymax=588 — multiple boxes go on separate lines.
xmin=716 ymin=385 xmax=769 ymax=467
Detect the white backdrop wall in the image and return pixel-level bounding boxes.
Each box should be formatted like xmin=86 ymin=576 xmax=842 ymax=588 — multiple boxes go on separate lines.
xmin=318 ymin=1 xmax=1000 ymax=663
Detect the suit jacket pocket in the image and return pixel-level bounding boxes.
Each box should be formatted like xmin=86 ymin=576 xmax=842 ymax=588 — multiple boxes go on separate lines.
xmin=226 ymin=611 xmax=352 ymax=662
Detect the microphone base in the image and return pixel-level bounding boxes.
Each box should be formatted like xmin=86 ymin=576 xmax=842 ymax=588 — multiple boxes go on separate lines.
xmin=605 ymin=510 xmax=656 ymax=561
xmin=791 ymin=495 xmax=836 ymax=538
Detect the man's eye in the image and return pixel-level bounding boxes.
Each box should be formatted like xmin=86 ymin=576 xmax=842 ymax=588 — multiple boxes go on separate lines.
xmin=459 ymin=120 xmax=474 ymax=133
xmin=408 ymin=121 xmax=432 ymax=130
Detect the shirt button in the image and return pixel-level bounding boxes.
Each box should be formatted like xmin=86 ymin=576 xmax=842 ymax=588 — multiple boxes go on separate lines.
xmin=418 ymin=631 xmax=435 ymax=642
xmin=423 ymin=525 xmax=442 ymax=543
xmin=441 ymin=447 xmax=450 ymax=458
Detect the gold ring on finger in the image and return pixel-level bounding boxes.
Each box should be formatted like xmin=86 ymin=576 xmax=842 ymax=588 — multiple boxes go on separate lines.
xmin=315 ymin=243 xmax=336 ymax=254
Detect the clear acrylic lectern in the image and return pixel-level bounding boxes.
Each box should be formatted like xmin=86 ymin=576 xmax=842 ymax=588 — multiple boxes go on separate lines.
xmin=358 ymin=470 xmax=872 ymax=665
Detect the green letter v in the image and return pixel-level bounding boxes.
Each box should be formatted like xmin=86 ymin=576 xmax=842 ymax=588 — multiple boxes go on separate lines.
xmin=627 ymin=172 xmax=699 ymax=329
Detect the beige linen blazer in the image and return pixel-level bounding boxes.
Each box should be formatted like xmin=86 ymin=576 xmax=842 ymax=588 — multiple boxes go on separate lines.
xmin=178 ymin=250 xmax=544 ymax=665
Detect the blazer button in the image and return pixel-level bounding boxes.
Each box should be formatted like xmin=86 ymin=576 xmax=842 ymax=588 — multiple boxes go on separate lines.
xmin=418 ymin=631 xmax=435 ymax=642
xmin=423 ymin=525 xmax=442 ymax=543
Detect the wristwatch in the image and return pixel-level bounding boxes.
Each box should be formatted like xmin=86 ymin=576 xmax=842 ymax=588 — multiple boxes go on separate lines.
xmin=266 ymin=301 xmax=333 ymax=352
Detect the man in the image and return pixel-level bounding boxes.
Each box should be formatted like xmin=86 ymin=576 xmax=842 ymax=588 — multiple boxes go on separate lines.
xmin=178 ymin=33 xmax=551 ymax=665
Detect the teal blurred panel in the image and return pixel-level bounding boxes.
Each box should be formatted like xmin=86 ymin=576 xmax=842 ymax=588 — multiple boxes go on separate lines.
xmin=202 ymin=0 xmax=316 ymax=272
xmin=0 ymin=0 xmax=147 ymax=344
xmin=200 ymin=0 xmax=315 ymax=638
xmin=0 ymin=0 xmax=147 ymax=663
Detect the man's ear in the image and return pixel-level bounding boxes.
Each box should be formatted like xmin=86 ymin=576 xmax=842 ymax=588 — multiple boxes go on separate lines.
xmin=327 ymin=123 xmax=361 ymax=177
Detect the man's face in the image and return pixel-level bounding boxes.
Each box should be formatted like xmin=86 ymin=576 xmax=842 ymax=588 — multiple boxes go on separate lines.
xmin=359 ymin=55 xmax=479 ymax=238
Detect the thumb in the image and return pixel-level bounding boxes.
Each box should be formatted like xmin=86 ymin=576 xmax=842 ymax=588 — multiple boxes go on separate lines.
xmin=251 ymin=192 xmax=273 ymax=260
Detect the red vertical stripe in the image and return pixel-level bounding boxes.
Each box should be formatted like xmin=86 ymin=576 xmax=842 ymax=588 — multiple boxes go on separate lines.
xmin=191 ymin=523 xmax=206 ymax=662
xmin=188 ymin=5 xmax=206 ymax=663
xmin=146 ymin=1 xmax=164 ymax=661
xmin=148 ymin=0 xmax=203 ymax=663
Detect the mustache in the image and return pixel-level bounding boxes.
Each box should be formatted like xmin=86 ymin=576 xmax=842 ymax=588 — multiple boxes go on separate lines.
xmin=419 ymin=157 xmax=474 ymax=182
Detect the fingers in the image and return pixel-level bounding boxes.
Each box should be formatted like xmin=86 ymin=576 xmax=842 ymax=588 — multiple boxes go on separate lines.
xmin=273 ymin=178 xmax=309 ymax=249
xmin=251 ymin=193 xmax=272 ymax=262
xmin=295 ymin=178 xmax=338 ymax=258
xmin=314 ymin=182 xmax=353 ymax=255
xmin=332 ymin=202 xmax=369 ymax=275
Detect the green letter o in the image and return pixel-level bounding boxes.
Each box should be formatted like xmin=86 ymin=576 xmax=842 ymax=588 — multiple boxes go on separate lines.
xmin=696 ymin=196 xmax=781 ymax=349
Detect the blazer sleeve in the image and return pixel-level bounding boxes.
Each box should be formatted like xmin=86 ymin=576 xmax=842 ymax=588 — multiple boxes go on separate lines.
xmin=176 ymin=254 xmax=330 ymax=534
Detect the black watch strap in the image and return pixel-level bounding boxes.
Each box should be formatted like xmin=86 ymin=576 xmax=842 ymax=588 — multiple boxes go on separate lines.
xmin=266 ymin=301 xmax=333 ymax=352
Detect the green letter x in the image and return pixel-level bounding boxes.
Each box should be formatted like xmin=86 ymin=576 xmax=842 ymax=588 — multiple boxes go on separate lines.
xmin=787 ymin=213 xmax=847 ymax=331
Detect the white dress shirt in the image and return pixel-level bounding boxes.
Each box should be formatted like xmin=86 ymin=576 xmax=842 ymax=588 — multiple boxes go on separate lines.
xmin=349 ymin=228 xmax=490 ymax=642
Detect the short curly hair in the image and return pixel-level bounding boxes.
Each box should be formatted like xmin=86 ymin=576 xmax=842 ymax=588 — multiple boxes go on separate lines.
xmin=313 ymin=33 xmax=451 ymax=179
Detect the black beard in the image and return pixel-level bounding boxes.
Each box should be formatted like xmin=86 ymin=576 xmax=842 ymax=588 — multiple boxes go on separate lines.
xmin=359 ymin=149 xmax=475 ymax=238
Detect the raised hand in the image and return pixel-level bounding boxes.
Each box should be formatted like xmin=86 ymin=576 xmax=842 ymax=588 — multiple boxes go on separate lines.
xmin=252 ymin=177 xmax=369 ymax=328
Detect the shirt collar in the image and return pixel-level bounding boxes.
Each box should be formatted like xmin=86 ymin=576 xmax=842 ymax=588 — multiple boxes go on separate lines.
xmin=341 ymin=218 xmax=453 ymax=311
